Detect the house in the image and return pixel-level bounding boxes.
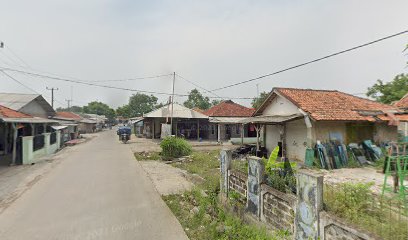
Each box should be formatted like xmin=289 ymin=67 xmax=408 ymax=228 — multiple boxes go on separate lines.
xmin=0 ymin=105 xmax=59 ymax=165
xmin=393 ymin=93 xmax=408 ymax=138
xmin=0 ymin=93 xmax=56 ymax=118
xmin=142 ymin=103 xmax=209 ymax=139
xmin=203 ymin=100 xmax=256 ymax=142
xmin=53 ymin=111 xmax=97 ymax=135
xmin=245 ymin=88 xmax=400 ymax=161
xmin=80 ymin=113 xmax=106 ymax=131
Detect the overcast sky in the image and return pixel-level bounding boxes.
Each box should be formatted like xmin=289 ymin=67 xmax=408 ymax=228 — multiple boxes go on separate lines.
xmin=0 ymin=0 xmax=407 ymax=109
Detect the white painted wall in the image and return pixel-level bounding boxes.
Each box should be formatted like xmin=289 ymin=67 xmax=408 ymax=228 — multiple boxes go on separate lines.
xmin=262 ymin=94 xmax=300 ymax=116
xmin=285 ymin=119 xmax=308 ymax=161
xmin=264 ymin=125 xmax=280 ymax=155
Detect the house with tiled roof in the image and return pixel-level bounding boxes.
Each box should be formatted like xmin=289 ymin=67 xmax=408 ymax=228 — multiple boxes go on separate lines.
xmin=203 ymin=100 xmax=256 ymax=141
xmin=245 ymin=87 xmax=400 ymax=161
xmin=0 ymin=105 xmax=60 ymax=165
xmin=0 ymin=93 xmax=55 ymax=118
xmin=53 ymin=111 xmax=97 ymax=135
xmin=393 ymin=93 xmax=408 ymax=138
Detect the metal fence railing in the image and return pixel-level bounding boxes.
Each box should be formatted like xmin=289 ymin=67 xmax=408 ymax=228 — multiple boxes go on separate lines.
xmin=50 ymin=132 xmax=57 ymax=145
xmin=33 ymin=135 xmax=45 ymax=151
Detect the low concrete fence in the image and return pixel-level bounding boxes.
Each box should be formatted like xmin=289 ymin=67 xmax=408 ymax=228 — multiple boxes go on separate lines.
xmin=219 ymin=149 xmax=379 ymax=240
xmin=22 ymin=131 xmax=61 ymax=164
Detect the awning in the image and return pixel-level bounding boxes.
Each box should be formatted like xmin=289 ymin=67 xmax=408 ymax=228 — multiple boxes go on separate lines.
xmin=238 ymin=114 xmax=303 ymax=124
xmin=51 ymin=125 xmax=68 ymax=130
xmin=0 ymin=117 xmax=59 ymax=124
xmin=209 ymin=117 xmax=248 ymax=124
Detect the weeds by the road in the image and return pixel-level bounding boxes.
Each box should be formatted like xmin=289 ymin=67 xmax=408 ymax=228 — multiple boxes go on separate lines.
xmin=163 ymin=150 xmax=288 ymax=240
xmin=134 ymin=152 xmax=161 ymax=161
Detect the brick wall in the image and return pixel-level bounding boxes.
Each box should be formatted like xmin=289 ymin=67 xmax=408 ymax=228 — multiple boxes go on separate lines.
xmin=228 ymin=169 xmax=247 ymax=201
xmin=261 ymin=184 xmax=296 ymax=233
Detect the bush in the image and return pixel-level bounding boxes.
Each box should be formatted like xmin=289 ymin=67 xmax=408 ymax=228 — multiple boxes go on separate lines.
xmin=160 ymin=137 xmax=192 ymax=158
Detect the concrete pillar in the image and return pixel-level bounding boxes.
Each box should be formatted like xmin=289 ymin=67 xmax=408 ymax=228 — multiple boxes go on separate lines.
xmin=220 ymin=149 xmax=232 ymax=194
xmin=30 ymin=123 xmax=35 ymax=136
xmin=217 ymin=124 xmax=221 ymax=142
xmin=295 ymin=170 xmax=324 ymax=240
xmin=56 ymin=130 xmax=61 ymax=149
xmin=11 ymin=123 xmax=17 ymax=165
xmin=43 ymin=133 xmax=51 ymax=154
xmin=22 ymin=136 xmax=34 ymax=164
xmin=240 ymin=124 xmax=244 ymax=146
xmin=247 ymin=156 xmax=264 ymax=219
xmin=4 ymin=123 xmax=9 ymax=155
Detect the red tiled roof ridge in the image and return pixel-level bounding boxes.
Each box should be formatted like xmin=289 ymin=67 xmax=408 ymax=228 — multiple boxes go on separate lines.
xmin=204 ymin=100 xmax=255 ymax=117
xmin=0 ymin=104 xmax=32 ymax=118
xmin=394 ymin=92 xmax=408 ymax=108
xmin=56 ymin=111 xmax=82 ymax=119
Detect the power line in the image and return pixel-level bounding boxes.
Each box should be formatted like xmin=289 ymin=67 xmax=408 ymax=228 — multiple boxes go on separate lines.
xmin=0 ymin=70 xmax=40 ymax=94
xmin=88 ymin=73 xmax=173 ymax=82
xmin=0 ymin=66 xmax=257 ymax=99
xmin=176 ymin=73 xmax=223 ymax=99
xmin=211 ymin=29 xmax=408 ymax=91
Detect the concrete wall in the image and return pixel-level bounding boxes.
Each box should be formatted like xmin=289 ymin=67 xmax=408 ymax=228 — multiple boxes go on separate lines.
xmin=228 ymin=169 xmax=247 ymax=203
xmin=264 ymin=125 xmax=280 ymax=155
xmin=286 ymin=119 xmax=308 ymax=161
xmin=314 ymin=121 xmax=347 ymax=143
xmin=262 ymin=94 xmax=300 ymax=116
xmin=22 ymin=131 xmax=61 ymax=164
xmin=374 ymin=123 xmax=398 ymax=142
xmin=19 ymin=101 xmax=48 ymax=118
xmin=398 ymin=122 xmax=408 ymax=137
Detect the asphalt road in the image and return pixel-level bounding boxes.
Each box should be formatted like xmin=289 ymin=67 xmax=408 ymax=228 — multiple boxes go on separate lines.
xmin=0 ymin=130 xmax=188 ymax=240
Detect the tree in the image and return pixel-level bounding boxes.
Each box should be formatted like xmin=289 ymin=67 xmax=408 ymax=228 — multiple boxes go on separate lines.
xmin=116 ymin=93 xmax=160 ymax=118
xmin=183 ymin=89 xmax=211 ymax=110
xmin=83 ymin=101 xmax=116 ymax=120
xmin=56 ymin=105 xmax=83 ymax=113
xmin=251 ymin=91 xmax=270 ymax=109
xmin=366 ymin=74 xmax=408 ymax=104
xmin=211 ymin=99 xmax=221 ymax=106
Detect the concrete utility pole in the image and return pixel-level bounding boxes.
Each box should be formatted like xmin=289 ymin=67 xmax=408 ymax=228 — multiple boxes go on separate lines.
xmin=65 ymin=99 xmax=72 ymax=110
xmin=0 ymin=41 xmax=4 ymax=48
xmin=46 ymin=87 xmax=58 ymax=108
xmin=170 ymin=72 xmax=175 ymax=135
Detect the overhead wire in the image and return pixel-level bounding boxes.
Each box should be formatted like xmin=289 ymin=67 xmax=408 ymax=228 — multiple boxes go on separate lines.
xmin=211 ymin=29 xmax=408 ymax=91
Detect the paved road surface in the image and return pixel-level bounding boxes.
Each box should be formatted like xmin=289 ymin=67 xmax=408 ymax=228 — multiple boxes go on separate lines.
xmin=0 ymin=130 xmax=188 ymax=240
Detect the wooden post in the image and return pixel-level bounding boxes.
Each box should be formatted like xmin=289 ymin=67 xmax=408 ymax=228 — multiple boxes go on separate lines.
xmin=255 ymin=124 xmax=260 ymax=152
xmin=197 ymin=119 xmax=200 ymax=140
xmin=11 ymin=123 xmax=17 ymax=165
xmin=280 ymin=124 xmax=287 ymax=159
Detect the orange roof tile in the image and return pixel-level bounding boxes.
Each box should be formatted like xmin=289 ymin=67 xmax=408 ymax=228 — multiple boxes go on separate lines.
xmin=0 ymin=105 xmax=32 ymax=118
xmin=273 ymin=88 xmax=398 ymax=121
xmin=204 ymin=100 xmax=255 ymax=117
xmin=394 ymin=93 xmax=408 ymax=109
xmin=55 ymin=112 xmax=82 ymax=120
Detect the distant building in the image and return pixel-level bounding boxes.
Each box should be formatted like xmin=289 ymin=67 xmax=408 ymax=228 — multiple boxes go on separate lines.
xmin=393 ymin=93 xmax=408 ymax=138
xmin=0 ymin=93 xmax=55 ymax=118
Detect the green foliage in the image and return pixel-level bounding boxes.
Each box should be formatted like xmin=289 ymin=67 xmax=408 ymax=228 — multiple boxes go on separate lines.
xmin=116 ymin=93 xmax=162 ymax=118
xmin=83 ymin=101 xmax=116 ymax=120
xmin=366 ymin=74 xmax=408 ymax=104
xmin=183 ymin=89 xmax=211 ymax=110
xmin=251 ymin=91 xmax=270 ymax=109
xmin=160 ymin=137 xmax=193 ymax=158
xmin=56 ymin=105 xmax=83 ymax=113
xmin=211 ymin=99 xmax=221 ymax=106
xmin=266 ymin=146 xmax=280 ymax=172
xmin=324 ymin=182 xmax=408 ymax=240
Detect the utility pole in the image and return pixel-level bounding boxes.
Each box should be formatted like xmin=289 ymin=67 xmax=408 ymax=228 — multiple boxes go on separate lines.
xmin=65 ymin=99 xmax=72 ymax=110
xmin=170 ymin=72 xmax=175 ymax=135
xmin=46 ymin=87 xmax=58 ymax=108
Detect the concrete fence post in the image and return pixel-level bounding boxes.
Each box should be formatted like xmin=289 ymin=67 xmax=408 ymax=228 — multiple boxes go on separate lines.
xmin=43 ymin=133 xmax=51 ymax=155
xmin=56 ymin=131 xmax=61 ymax=150
xmin=22 ymin=136 xmax=34 ymax=164
xmin=295 ymin=170 xmax=324 ymax=240
xmin=247 ymin=156 xmax=264 ymax=219
xmin=220 ymin=149 xmax=232 ymax=195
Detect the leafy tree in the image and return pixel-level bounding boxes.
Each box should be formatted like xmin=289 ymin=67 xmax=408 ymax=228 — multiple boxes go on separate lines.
xmin=211 ymin=99 xmax=221 ymax=106
xmin=183 ymin=89 xmax=211 ymax=110
xmin=83 ymin=101 xmax=116 ymax=120
xmin=56 ymin=105 xmax=83 ymax=112
xmin=251 ymin=91 xmax=270 ymax=109
xmin=366 ymin=74 xmax=408 ymax=104
xmin=116 ymin=93 xmax=160 ymax=118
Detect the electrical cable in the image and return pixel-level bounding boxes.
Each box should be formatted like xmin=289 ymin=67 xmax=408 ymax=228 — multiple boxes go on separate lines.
xmin=211 ymin=29 xmax=408 ymax=91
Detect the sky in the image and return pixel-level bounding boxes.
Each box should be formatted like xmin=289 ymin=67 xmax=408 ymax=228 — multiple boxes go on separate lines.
xmin=0 ymin=0 xmax=407 ymax=109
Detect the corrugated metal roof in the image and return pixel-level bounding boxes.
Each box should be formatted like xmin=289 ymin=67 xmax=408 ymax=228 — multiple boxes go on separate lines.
xmin=209 ymin=117 xmax=248 ymax=123
xmin=0 ymin=93 xmax=55 ymax=116
xmin=144 ymin=103 xmax=208 ymax=119
xmin=238 ymin=114 xmax=303 ymax=124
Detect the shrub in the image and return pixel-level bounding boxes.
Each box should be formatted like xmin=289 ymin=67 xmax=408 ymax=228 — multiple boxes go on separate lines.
xmin=160 ymin=136 xmax=192 ymax=158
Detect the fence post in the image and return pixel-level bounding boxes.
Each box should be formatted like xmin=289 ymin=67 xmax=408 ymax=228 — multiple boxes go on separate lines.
xmin=56 ymin=131 xmax=61 ymax=150
xmin=43 ymin=133 xmax=51 ymax=155
xmin=295 ymin=170 xmax=324 ymax=240
xmin=22 ymin=136 xmax=34 ymax=164
xmin=247 ymin=156 xmax=264 ymax=219
xmin=220 ymin=149 xmax=232 ymax=195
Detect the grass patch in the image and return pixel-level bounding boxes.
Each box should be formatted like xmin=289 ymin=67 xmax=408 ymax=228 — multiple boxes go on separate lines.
xmin=165 ymin=150 xmax=289 ymax=239
xmin=324 ymin=182 xmax=408 ymax=240
xmin=231 ymin=159 xmax=248 ymax=173
xmin=134 ymin=152 xmax=162 ymax=161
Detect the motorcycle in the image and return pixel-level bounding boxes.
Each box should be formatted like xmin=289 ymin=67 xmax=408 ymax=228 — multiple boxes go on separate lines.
xmin=121 ymin=133 xmax=130 ymax=144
